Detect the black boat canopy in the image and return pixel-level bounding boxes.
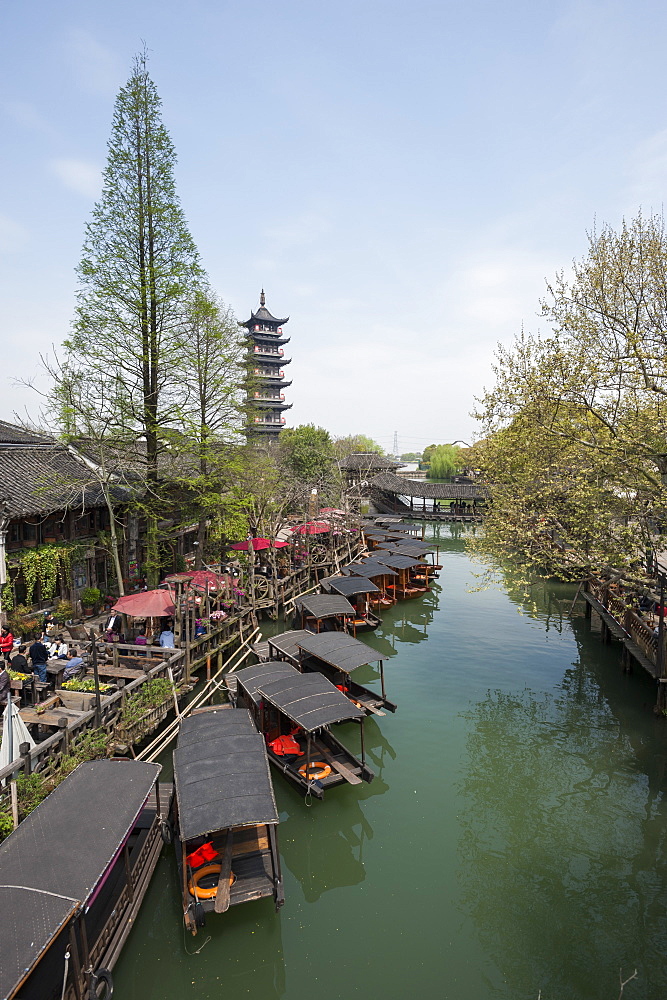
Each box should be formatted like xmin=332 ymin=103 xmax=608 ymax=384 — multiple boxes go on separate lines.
xmin=257 ymin=672 xmax=365 ymax=730
xmin=320 ymin=576 xmax=381 ymax=597
xmin=268 ymin=630 xmax=314 ymax=661
xmin=235 ymin=660 xmax=299 ymax=706
xmin=296 ymin=594 xmax=356 ymax=618
xmin=297 ymin=631 xmax=387 ymax=672
xmin=379 ymin=541 xmax=435 ymax=556
xmin=0 ymin=760 xmax=160 ymax=1000
xmin=174 ymin=709 xmax=278 ymax=841
xmin=344 ymin=560 xmax=398 ymax=577
xmin=372 ymin=553 xmax=423 ymax=570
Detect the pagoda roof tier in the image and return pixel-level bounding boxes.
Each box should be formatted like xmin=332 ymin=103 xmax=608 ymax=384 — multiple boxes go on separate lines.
xmin=242 ymin=290 xmax=289 ymax=329
xmin=252 ymin=356 xmax=291 ymax=369
xmin=253 ymin=376 xmax=292 ymax=387
xmin=249 ymin=398 xmax=294 ymax=410
xmin=247 ymin=331 xmax=291 ymax=347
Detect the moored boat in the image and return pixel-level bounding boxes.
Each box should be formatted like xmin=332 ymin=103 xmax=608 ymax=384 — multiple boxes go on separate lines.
xmin=0 ymin=759 xmax=167 ymax=1000
xmin=172 ymin=706 xmax=284 ymax=934
xmin=232 ymin=661 xmax=374 ymax=799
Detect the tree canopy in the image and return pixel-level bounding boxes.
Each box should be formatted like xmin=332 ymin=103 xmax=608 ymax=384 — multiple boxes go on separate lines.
xmin=333 ymin=434 xmax=384 ymax=459
xmin=279 ymin=424 xmax=334 ymax=482
xmin=472 ymin=211 xmax=667 ymax=583
xmin=427 ymin=444 xmax=462 ymax=479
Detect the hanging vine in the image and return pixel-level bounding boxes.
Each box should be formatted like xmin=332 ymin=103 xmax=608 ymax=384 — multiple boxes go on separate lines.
xmin=1 ymin=582 xmax=13 ymax=613
xmin=19 ymin=543 xmax=83 ymax=605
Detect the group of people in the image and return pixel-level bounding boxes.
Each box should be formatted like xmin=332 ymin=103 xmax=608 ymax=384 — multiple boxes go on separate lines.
xmin=0 ymin=627 xmax=85 ymax=710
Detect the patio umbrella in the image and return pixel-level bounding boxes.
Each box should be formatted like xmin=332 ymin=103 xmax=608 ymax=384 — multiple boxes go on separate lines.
xmin=292 ymin=521 xmax=331 ymax=535
xmin=229 ymin=538 xmax=271 ymax=551
xmin=111 ymin=589 xmax=176 ymax=618
xmin=0 ymin=702 xmax=35 ymax=773
xmin=272 ymin=540 xmax=290 ymax=548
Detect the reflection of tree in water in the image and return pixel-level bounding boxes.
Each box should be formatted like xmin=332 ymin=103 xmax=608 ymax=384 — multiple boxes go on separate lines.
xmin=279 ymin=792 xmax=375 ymax=903
xmin=458 ymin=676 xmax=667 ymax=998
xmin=279 ymin=720 xmax=391 ymax=903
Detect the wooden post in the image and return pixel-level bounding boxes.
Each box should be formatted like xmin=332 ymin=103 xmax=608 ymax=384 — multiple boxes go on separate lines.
xmin=58 ymin=717 xmax=70 ymax=754
xmin=19 ymin=742 xmax=31 ymax=776
xmin=89 ymin=629 xmax=102 ymax=728
xmin=10 ymin=780 xmax=18 ymax=829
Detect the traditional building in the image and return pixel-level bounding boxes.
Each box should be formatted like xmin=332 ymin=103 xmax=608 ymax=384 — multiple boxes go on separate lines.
xmin=242 ymin=290 xmax=292 ymax=440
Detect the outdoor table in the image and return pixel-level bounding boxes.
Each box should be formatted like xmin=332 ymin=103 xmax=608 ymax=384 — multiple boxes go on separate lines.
xmin=94 ymin=665 xmax=146 ymax=680
xmin=46 ymin=658 xmax=68 ymax=688
xmin=19 ymin=706 xmax=83 ymax=729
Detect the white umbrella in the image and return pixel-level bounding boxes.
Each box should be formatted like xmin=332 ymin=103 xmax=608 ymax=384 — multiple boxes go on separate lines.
xmin=0 ymin=701 xmax=35 ymax=774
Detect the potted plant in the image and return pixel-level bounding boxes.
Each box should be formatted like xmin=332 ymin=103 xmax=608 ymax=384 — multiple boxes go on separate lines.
xmin=80 ymin=587 xmax=101 ymax=616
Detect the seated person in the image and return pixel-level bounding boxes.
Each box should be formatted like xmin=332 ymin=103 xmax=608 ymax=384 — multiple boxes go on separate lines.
xmin=134 ymin=629 xmax=148 ymax=646
xmin=159 ymin=628 xmax=175 ymax=648
xmin=63 ymin=649 xmax=85 ymax=680
xmin=10 ymin=645 xmax=30 ymax=674
xmin=0 ymin=661 xmax=9 ymax=708
xmin=55 ymin=636 xmax=69 ymax=659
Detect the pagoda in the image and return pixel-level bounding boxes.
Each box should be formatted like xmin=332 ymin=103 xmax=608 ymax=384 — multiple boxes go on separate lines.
xmin=242 ymin=290 xmax=292 ymax=441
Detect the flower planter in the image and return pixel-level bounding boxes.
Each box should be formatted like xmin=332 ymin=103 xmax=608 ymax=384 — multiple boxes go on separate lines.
xmin=113 ymin=694 xmax=174 ymax=746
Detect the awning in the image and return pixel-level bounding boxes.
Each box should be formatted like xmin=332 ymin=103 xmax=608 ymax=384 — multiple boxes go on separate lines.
xmin=344 ymin=561 xmax=398 ymax=578
xmin=0 ymin=761 xmax=160 ymax=1000
xmin=372 ymin=553 xmax=423 ymax=570
xmin=174 ymin=709 xmax=278 ymax=841
xmin=297 ymin=631 xmax=386 ymax=672
xmin=296 ymin=594 xmax=356 ymax=618
xmin=319 ymin=576 xmax=381 ymax=597
xmin=268 ymin=630 xmax=314 ymax=661
xmin=234 ymin=660 xmax=300 ymax=706
xmin=258 ymin=672 xmax=365 ymax=730
xmin=112 ymin=589 xmax=176 ymax=617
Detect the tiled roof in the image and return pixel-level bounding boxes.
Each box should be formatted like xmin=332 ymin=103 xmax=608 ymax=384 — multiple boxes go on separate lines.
xmin=370 ymin=472 xmax=488 ymax=500
xmin=338 ymin=453 xmax=404 ymax=472
xmin=0 ymin=421 xmax=53 ymax=444
xmin=0 ymin=443 xmax=129 ymax=517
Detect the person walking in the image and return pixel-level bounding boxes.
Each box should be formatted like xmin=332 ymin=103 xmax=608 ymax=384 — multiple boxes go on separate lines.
xmin=29 ymin=634 xmax=50 ymax=683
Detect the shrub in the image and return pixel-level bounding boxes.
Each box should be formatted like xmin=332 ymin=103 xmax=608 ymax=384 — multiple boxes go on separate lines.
xmin=80 ymin=587 xmax=101 ymax=608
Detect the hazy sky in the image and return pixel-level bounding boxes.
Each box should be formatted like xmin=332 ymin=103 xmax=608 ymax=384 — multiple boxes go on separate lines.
xmin=2 ymin=0 xmax=666 ymax=453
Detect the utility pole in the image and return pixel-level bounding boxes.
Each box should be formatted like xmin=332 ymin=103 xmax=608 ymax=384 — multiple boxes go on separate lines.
xmin=393 ymin=431 xmax=398 ymax=458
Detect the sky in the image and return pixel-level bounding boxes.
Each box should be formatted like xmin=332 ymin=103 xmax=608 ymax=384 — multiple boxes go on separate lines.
xmin=2 ymin=0 xmax=667 ymax=455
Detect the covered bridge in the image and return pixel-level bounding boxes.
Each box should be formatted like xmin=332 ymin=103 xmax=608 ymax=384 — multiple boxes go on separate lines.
xmin=370 ymin=472 xmax=487 ymax=521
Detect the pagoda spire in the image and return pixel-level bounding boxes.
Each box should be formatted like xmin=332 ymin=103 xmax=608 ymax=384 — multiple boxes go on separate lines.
xmin=260 ymin=288 xmax=265 ymax=306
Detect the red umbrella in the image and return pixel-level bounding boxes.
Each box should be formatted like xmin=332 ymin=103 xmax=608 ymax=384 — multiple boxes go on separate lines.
xmin=292 ymin=521 xmax=331 ymax=535
xmin=229 ymin=538 xmax=271 ymax=551
xmin=187 ymin=570 xmax=230 ymax=590
xmin=112 ymin=589 xmax=176 ymax=617
xmin=272 ymin=540 xmax=289 ymax=548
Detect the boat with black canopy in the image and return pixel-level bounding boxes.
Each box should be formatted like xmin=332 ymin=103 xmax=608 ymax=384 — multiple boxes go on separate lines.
xmin=233 ymin=661 xmax=374 ymax=799
xmin=293 ymin=593 xmax=356 ymax=633
xmin=0 ymin=759 xmax=167 ymax=1000
xmin=342 ymin=559 xmax=398 ymax=606
xmin=172 ymin=706 xmax=283 ymax=934
xmin=295 ymin=631 xmax=396 ymax=716
xmin=371 ymin=552 xmax=429 ymax=598
xmin=319 ymin=575 xmax=382 ymax=631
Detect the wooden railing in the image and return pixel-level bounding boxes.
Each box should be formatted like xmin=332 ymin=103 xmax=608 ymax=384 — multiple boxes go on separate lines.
xmin=587 ymin=578 xmax=662 ymax=671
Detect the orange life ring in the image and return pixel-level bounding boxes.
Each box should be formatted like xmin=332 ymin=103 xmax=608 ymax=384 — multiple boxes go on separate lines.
xmin=298 ymin=761 xmax=332 ymax=781
xmin=188 ymin=863 xmax=236 ymax=899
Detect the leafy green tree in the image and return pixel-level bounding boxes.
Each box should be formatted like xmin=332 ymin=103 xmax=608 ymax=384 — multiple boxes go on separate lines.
xmin=170 ymin=288 xmax=249 ymax=566
xmin=473 ymin=211 xmax=667 ymax=582
xmin=279 ymin=424 xmax=334 ymax=481
xmin=333 ymin=434 xmax=384 ymax=459
xmin=427 ymin=444 xmax=462 ymax=479
xmin=63 ymin=51 xmax=204 ymax=585
xmin=400 ymin=452 xmax=421 ymax=462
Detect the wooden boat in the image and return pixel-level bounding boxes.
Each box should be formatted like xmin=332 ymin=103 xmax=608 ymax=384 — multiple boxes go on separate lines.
xmin=319 ymin=575 xmax=382 ymax=631
xmin=372 ymin=552 xmax=429 ymax=598
xmin=0 ymin=759 xmax=168 ymax=1000
xmin=295 ymin=631 xmax=397 ymax=716
xmin=268 ymin=629 xmax=396 ymax=716
xmin=233 ymin=661 xmax=374 ymax=799
xmin=293 ymin=594 xmax=356 ymax=633
xmin=172 ymin=706 xmax=283 ymax=934
xmin=343 ymin=559 xmax=399 ymax=605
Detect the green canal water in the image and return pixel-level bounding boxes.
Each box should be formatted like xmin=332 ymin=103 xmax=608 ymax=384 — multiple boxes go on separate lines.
xmin=113 ymin=526 xmax=667 ymax=999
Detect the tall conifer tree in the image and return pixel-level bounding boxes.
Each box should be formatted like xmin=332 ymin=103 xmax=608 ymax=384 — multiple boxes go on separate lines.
xmin=65 ymin=51 xmax=203 ymax=585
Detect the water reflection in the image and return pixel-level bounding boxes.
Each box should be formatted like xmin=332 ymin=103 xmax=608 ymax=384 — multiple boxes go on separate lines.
xmin=279 ymin=790 xmax=375 ymax=902
xmin=458 ymin=669 xmax=667 ymax=998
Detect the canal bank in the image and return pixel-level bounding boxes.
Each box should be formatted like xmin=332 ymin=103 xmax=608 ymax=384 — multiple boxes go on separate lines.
xmin=113 ymin=525 xmax=667 ymax=1000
